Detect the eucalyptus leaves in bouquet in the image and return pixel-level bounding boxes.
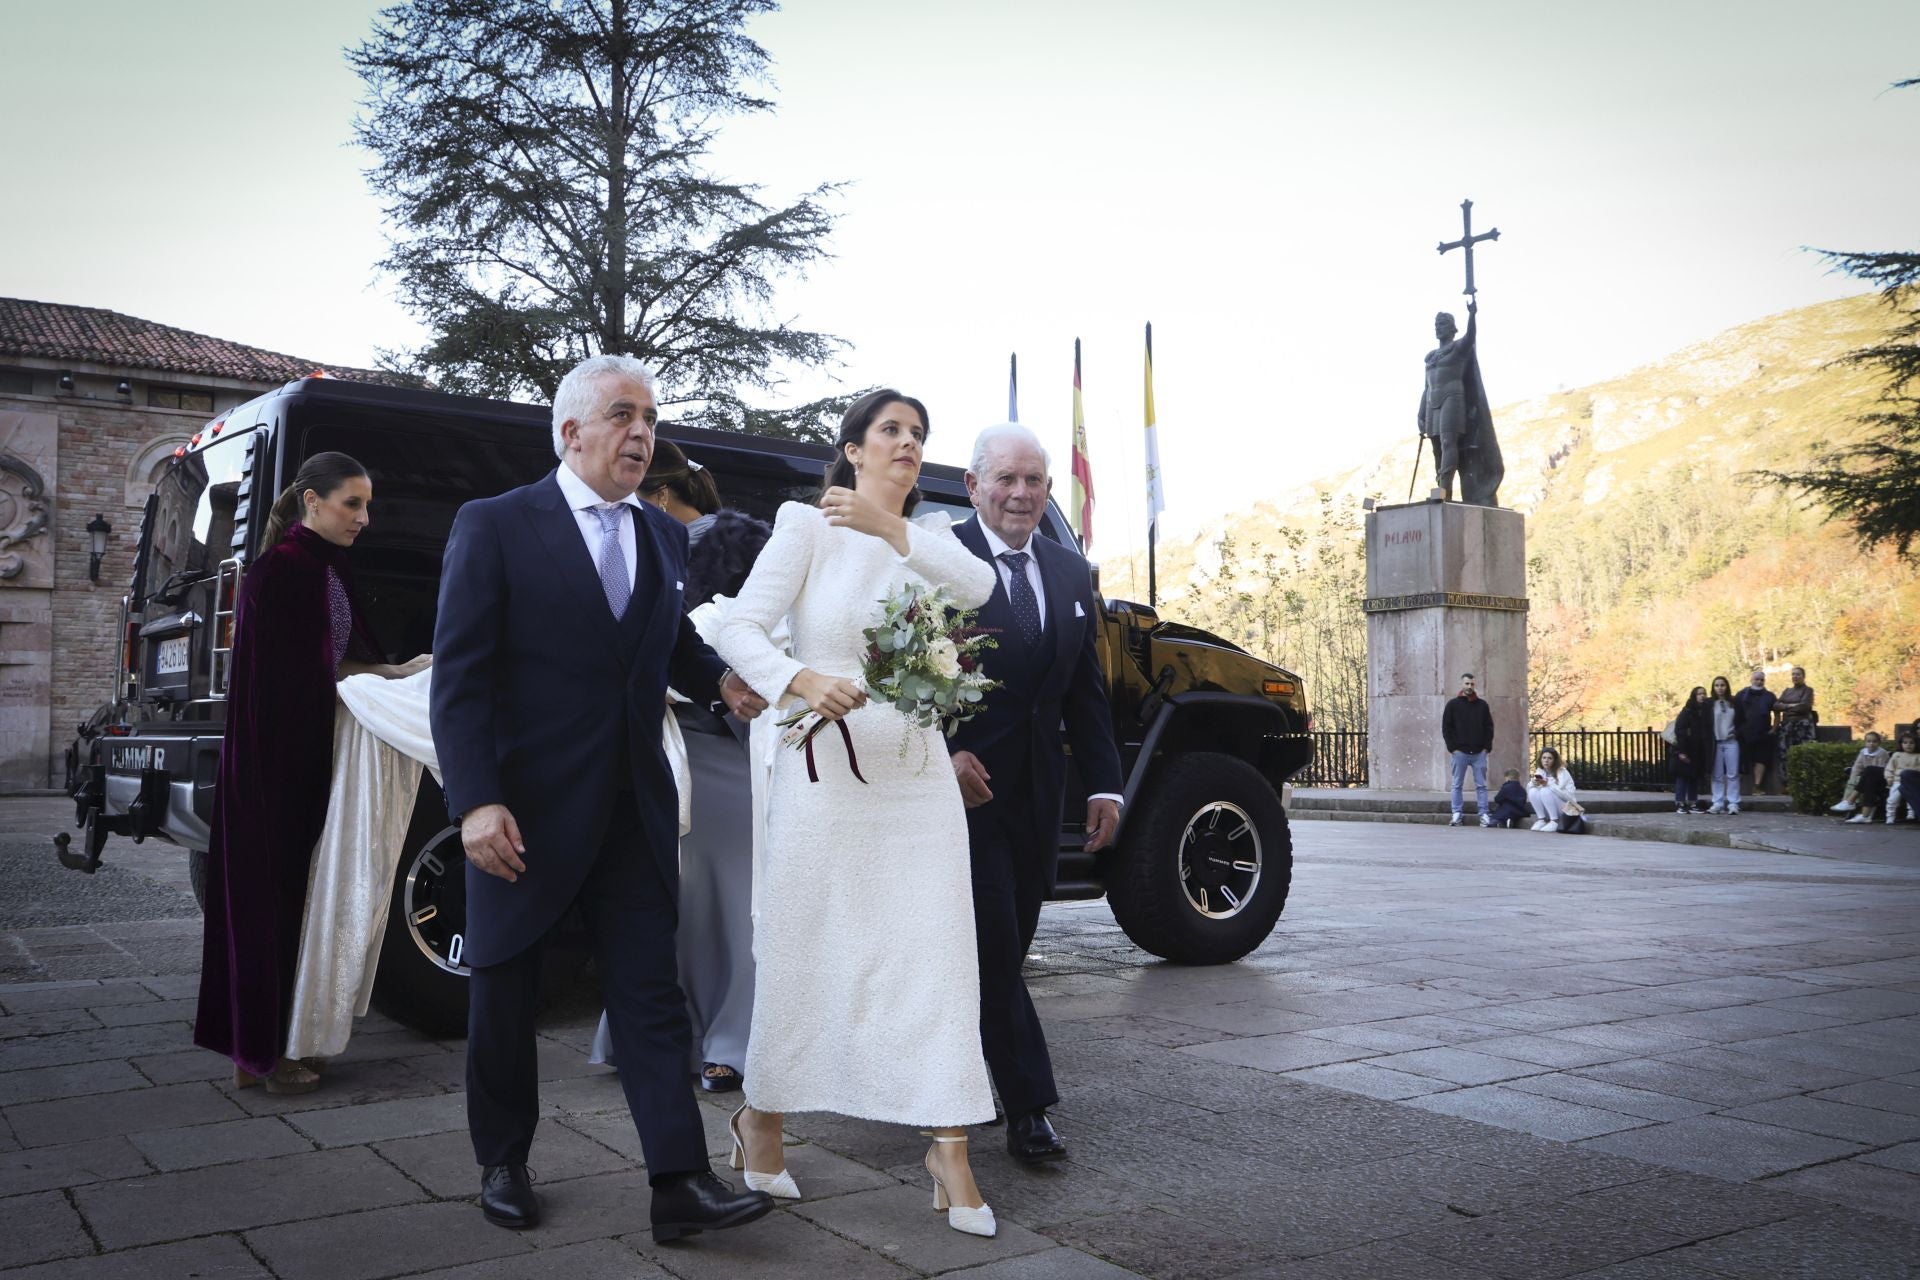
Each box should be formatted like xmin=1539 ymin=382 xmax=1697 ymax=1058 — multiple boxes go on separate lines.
xmin=863 ymin=583 xmax=1001 ymax=735
xmin=776 ymin=581 xmax=1000 ymax=769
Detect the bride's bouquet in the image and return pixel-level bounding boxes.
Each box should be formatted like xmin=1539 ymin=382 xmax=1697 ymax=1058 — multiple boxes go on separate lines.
xmin=778 ymin=582 xmax=1001 ymax=780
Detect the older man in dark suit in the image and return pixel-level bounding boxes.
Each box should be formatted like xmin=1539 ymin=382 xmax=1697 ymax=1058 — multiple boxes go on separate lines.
xmin=949 ymin=423 xmax=1125 ymax=1164
xmin=431 ymin=355 xmax=772 ymax=1243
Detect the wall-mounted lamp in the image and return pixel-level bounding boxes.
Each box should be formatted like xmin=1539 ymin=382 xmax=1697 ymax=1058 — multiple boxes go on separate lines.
xmin=86 ymin=513 xmax=111 ymax=583
xmin=115 ymin=379 xmax=132 ymax=398
xmin=57 ymin=372 xmax=75 ymax=394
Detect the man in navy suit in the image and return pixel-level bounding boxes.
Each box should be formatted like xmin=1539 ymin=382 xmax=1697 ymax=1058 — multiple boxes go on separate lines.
xmin=431 ymin=355 xmax=773 ymax=1242
xmin=948 ymin=424 xmax=1125 ymax=1164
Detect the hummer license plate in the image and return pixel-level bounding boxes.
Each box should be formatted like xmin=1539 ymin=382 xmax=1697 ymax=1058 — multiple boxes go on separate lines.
xmin=154 ymin=637 xmax=190 ymax=675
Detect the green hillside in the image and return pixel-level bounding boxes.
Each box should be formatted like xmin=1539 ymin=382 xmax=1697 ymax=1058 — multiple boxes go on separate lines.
xmin=1113 ymin=294 xmax=1920 ymax=733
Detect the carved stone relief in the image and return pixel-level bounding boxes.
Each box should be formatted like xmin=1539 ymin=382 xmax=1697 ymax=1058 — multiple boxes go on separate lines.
xmin=0 ymin=411 xmax=56 ymax=589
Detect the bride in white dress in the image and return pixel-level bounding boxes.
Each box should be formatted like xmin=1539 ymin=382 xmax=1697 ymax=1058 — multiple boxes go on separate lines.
xmin=715 ymin=390 xmax=1001 ymax=1236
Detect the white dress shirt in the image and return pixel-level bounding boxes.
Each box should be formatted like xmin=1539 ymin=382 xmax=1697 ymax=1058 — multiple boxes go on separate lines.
xmin=555 ymin=462 xmax=641 ymax=591
xmin=979 ymin=522 xmax=1047 ymax=624
xmin=976 ymin=521 xmax=1121 ymax=808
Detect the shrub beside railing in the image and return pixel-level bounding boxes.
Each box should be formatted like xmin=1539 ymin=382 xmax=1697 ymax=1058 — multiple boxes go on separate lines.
xmin=1784 ymin=741 xmax=1858 ymax=814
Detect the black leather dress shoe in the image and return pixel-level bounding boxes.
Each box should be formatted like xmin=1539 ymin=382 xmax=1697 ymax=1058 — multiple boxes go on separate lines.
xmin=649 ymin=1169 xmax=775 ymax=1243
xmin=1007 ymin=1110 xmax=1067 ymax=1164
xmin=479 ymin=1163 xmax=539 ymax=1229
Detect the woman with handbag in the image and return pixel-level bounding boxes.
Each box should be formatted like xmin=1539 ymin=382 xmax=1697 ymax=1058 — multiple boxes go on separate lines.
xmin=1526 ymin=747 xmax=1581 ymax=831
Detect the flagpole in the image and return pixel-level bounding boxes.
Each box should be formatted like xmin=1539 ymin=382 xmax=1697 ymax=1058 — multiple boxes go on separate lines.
xmin=1144 ymin=321 xmax=1162 ymax=609
xmin=1008 ymin=353 xmax=1019 ymax=422
xmin=1148 ymin=524 xmax=1158 ymax=609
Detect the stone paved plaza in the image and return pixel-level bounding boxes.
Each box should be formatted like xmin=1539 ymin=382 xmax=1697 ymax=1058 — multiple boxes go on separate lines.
xmin=3 ymin=794 xmax=1919 ymax=1279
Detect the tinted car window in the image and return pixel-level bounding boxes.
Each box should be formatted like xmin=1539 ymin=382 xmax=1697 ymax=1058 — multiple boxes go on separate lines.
xmin=295 ymin=411 xmax=554 ymax=658
xmin=144 ymin=428 xmax=254 ymax=604
xmin=683 ymin=445 xmax=823 ymax=526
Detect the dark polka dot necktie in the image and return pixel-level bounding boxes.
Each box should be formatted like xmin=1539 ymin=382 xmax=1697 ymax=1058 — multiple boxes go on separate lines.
xmin=999 ymin=551 xmax=1043 ymax=647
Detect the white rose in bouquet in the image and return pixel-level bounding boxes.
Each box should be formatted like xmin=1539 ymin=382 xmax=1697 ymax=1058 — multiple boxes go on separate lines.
xmin=927 ymin=636 xmax=963 ymax=679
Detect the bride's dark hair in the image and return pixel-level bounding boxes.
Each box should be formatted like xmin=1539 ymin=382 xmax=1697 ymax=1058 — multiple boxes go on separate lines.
xmin=821 ymin=388 xmax=927 ymax=516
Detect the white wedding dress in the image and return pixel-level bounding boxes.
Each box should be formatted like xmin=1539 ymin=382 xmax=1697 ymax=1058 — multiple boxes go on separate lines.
xmin=716 ymin=502 xmax=998 ymax=1125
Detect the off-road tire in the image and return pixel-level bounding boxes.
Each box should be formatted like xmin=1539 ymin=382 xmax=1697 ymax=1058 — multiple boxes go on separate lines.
xmin=1105 ymin=751 xmax=1291 ymax=964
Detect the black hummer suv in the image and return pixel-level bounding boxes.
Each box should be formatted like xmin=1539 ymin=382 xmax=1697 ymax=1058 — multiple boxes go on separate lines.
xmin=63 ymin=377 xmax=1311 ymax=1035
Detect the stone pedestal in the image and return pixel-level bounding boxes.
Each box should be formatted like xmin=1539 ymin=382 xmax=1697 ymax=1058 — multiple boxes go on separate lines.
xmin=1364 ymin=500 xmax=1528 ymax=792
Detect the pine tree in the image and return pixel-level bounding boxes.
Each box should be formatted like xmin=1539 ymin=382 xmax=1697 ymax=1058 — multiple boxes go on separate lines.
xmin=1759 ymin=78 xmax=1920 ymax=556
xmin=350 ymin=0 xmax=842 ymax=433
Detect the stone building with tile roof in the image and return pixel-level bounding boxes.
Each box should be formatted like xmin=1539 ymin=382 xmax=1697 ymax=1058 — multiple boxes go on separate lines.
xmin=0 ymin=297 xmax=406 ymax=790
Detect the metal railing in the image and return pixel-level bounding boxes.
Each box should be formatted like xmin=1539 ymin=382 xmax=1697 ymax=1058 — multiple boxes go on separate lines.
xmin=1300 ymin=730 xmax=1369 ymax=787
xmin=1297 ymin=726 xmax=1676 ymax=791
xmin=1529 ymin=727 xmax=1672 ymax=791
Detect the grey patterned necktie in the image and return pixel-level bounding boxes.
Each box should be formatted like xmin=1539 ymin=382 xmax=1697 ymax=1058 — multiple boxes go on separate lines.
xmin=999 ymin=551 xmax=1043 ymax=647
xmin=591 ymin=504 xmax=630 ymax=620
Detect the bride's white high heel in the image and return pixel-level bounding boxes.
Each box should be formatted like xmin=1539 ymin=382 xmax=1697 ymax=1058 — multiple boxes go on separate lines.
xmin=923 ymin=1132 xmax=995 ymax=1237
xmin=728 ymin=1103 xmax=800 ymax=1199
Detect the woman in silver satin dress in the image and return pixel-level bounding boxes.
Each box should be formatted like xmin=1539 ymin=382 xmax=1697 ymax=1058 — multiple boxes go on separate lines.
xmin=589 ymin=441 xmax=770 ymax=1094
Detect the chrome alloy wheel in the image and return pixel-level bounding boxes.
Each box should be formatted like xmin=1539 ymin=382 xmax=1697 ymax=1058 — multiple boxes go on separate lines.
xmin=402 ymin=826 xmax=472 ymax=976
xmin=1178 ymin=801 xmax=1262 ymax=920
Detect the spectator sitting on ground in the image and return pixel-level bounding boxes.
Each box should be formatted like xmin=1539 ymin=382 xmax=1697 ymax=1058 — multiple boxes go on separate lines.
xmin=1486 ymin=769 xmax=1530 ymax=828
xmin=1886 ymin=731 xmax=1920 ymax=824
xmin=1834 ymin=732 xmax=1888 ymax=820
xmin=1527 ymin=747 xmax=1579 ymax=831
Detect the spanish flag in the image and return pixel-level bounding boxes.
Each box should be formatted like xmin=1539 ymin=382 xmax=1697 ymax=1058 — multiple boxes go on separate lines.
xmin=1145 ymin=322 xmax=1165 ymax=533
xmin=1070 ymin=339 xmax=1094 ymax=552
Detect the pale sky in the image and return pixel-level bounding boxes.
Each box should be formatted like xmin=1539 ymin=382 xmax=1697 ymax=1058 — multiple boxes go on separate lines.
xmin=4 ymin=0 xmax=1916 ymax=553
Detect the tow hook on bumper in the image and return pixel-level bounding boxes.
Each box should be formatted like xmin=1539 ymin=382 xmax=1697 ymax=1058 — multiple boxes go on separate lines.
xmin=55 ymin=807 xmax=130 ymax=874
xmin=57 ymin=761 xmax=148 ymax=873
xmin=53 ymin=830 xmax=99 ymax=874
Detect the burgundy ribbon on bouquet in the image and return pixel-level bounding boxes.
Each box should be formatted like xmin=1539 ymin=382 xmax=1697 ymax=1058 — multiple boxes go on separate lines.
xmin=803 ymin=719 xmax=867 ymax=785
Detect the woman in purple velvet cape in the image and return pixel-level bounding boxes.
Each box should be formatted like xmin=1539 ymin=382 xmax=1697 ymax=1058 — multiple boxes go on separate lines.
xmin=193 ymin=453 xmax=386 ymax=1092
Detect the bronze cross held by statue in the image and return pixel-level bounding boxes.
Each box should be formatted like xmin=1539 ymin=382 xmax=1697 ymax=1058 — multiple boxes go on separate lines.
xmin=1437 ymin=198 xmax=1500 ymax=296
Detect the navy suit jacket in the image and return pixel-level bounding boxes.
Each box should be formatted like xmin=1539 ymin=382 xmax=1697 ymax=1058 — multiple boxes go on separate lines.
xmin=947 ymin=517 xmax=1124 ymax=890
xmin=429 ymin=470 xmax=727 ymax=968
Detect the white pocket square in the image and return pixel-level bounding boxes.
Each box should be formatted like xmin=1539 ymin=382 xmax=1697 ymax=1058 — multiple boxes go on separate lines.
xmin=675 ymin=580 xmax=684 ymax=591
xmin=1074 ymin=600 xmax=1086 ymax=617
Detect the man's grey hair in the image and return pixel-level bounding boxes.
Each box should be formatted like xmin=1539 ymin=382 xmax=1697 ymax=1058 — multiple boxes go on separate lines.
xmin=969 ymin=422 xmax=1052 ymax=477
xmin=551 ymin=355 xmax=656 ymax=459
